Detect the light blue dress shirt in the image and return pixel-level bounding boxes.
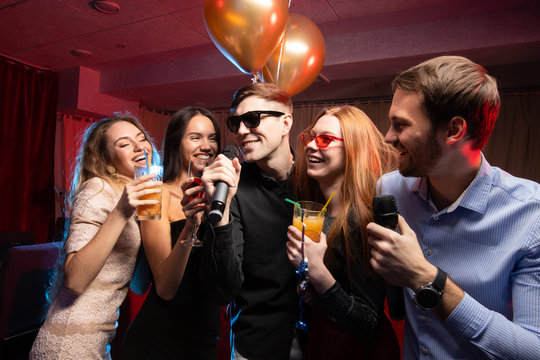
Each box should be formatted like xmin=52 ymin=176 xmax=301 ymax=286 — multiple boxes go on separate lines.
xmin=380 ymin=155 xmax=540 ymax=359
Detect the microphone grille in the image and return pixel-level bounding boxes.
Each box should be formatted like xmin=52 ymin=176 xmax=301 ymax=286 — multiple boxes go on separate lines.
xmin=373 ymin=195 xmax=397 ymax=215
xmin=222 ymin=145 xmax=239 ymax=160
xmin=373 ymin=195 xmax=398 ymax=229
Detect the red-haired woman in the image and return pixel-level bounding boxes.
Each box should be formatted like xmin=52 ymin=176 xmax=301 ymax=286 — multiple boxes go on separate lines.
xmin=287 ymin=105 xmax=400 ymax=359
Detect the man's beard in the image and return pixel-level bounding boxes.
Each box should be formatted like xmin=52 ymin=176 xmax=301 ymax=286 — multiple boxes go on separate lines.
xmin=399 ymin=130 xmax=442 ymax=178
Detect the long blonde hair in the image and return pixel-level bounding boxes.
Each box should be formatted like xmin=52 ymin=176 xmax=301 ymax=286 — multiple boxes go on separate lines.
xmin=66 ymin=114 xmax=159 ymax=210
xmin=295 ymin=105 xmax=397 ymax=276
xmin=46 ymin=114 xmax=158 ymax=307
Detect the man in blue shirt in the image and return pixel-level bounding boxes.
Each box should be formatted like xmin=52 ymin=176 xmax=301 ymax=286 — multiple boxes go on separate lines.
xmin=367 ymin=55 xmax=540 ymax=359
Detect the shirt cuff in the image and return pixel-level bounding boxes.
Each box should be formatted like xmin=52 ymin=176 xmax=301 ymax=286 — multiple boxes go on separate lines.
xmin=444 ymin=292 xmax=491 ymax=343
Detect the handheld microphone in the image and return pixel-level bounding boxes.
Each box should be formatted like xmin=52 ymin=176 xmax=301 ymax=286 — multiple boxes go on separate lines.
xmin=208 ymin=145 xmax=239 ymax=225
xmin=372 ymin=195 xmax=405 ymax=321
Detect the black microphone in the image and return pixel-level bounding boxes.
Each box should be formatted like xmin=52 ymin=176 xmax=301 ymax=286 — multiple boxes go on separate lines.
xmin=373 ymin=195 xmax=405 ymax=321
xmin=208 ymin=145 xmax=239 ymax=225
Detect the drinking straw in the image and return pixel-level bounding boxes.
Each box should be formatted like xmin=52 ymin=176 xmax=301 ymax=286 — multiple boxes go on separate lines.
xmin=187 ymin=158 xmax=192 ymax=178
xmin=319 ymin=191 xmax=335 ymax=216
xmin=285 ymin=198 xmax=302 ymax=210
xmin=143 ymin=149 xmax=150 ymax=171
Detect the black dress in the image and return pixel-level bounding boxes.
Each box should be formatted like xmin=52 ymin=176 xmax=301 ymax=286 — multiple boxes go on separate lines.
xmin=119 ymin=220 xmax=220 ymax=359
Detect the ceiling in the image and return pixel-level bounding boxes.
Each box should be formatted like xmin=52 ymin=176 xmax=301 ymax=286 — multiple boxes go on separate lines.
xmin=1 ymin=0 xmax=540 ymax=112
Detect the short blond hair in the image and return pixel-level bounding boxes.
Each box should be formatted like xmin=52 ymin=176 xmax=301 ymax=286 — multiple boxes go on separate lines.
xmin=230 ymin=82 xmax=292 ymax=114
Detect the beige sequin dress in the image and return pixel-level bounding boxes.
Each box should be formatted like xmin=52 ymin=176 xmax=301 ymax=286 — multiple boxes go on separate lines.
xmin=30 ymin=177 xmax=141 ymax=360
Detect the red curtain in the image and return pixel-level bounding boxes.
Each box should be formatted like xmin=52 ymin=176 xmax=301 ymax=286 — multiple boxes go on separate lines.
xmin=0 ymin=56 xmax=58 ymax=244
xmin=59 ymin=113 xmax=100 ymax=191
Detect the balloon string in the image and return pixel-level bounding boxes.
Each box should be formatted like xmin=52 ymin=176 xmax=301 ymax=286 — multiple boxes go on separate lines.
xmin=276 ymin=35 xmax=285 ymax=86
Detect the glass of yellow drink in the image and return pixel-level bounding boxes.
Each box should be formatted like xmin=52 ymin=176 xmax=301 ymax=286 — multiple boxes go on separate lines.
xmin=292 ymin=201 xmax=325 ymax=242
xmin=134 ymin=165 xmax=163 ymax=220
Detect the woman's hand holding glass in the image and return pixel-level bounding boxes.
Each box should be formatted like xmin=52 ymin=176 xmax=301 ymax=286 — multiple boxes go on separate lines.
xmin=287 ymin=227 xmax=327 ymax=307
xmin=117 ymin=173 xmax=162 ymax=219
xmin=287 ymin=226 xmax=336 ymax=296
xmin=286 ymin=226 xmax=328 ymax=271
xmin=180 ymin=178 xmax=207 ymax=231
xmin=180 ymin=160 xmax=208 ymax=247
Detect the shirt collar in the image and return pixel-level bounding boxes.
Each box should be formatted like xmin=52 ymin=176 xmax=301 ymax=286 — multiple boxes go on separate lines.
xmin=248 ymin=147 xmax=295 ymax=184
xmin=413 ymin=153 xmax=493 ymax=214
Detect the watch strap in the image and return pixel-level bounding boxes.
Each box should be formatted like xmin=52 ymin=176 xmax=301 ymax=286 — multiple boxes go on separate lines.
xmin=431 ymin=267 xmax=447 ymax=294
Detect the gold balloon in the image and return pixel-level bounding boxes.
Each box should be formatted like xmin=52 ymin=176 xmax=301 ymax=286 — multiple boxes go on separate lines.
xmin=203 ymin=0 xmax=289 ymax=75
xmin=262 ymin=14 xmax=325 ymax=96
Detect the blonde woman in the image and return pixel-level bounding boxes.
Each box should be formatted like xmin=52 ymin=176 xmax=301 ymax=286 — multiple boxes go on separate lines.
xmin=30 ymin=114 xmax=160 ymax=359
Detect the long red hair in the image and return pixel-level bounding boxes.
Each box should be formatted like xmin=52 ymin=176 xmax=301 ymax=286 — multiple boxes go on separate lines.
xmin=295 ymin=105 xmax=397 ymax=276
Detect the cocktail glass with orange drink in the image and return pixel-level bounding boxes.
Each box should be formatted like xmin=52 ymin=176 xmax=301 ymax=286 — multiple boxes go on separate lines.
xmin=292 ymin=201 xmax=325 ymax=242
xmin=134 ymin=165 xmax=163 ymax=220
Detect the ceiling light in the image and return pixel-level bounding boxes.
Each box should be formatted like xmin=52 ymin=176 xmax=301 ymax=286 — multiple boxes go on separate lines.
xmin=90 ymin=0 xmax=120 ymax=14
xmin=70 ymin=49 xmax=93 ymax=58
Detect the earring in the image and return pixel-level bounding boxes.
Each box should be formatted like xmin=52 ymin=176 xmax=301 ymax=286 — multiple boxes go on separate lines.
xmin=106 ymin=165 xmax=119 ymax=179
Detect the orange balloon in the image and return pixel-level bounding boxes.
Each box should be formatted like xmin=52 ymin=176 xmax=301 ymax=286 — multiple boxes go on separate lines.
xmin=262 ymin=14 xmax=325 ymax=96
xmin=203 ymin=0 xmax=289 ymax=75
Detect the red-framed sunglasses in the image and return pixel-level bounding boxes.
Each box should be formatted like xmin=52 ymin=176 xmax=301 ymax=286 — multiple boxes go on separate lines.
xmin=301 ymin=133 xmax=344 ymax=149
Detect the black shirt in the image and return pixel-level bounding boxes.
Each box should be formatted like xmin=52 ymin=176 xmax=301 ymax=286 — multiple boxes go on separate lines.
xmin=203 ymin=162 xmax=298 ymax=360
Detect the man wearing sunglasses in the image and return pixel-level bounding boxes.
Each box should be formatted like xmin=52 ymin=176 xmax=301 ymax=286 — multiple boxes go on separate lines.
xmin=201 ymin=82 xmax=298 ymax=360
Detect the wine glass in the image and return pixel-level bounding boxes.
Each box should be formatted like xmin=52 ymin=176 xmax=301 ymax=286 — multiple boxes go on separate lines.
xmin=181 ymin=159 xmax=206 ymax=247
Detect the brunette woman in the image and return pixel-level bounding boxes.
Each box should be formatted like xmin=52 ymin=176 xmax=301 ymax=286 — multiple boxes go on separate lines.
xmin=120 ymin=107 xmax=222 ymax=359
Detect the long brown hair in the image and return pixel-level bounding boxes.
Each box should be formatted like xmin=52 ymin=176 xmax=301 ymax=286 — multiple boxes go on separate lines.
xmin=162 ymin=107 xmax=221 ymax=183
xmin=295 ymin=105 xmax=397 ymax=276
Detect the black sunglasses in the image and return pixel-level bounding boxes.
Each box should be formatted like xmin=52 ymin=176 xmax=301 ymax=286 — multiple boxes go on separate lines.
xmin=227 ymin=110 xmax=285 ymax=133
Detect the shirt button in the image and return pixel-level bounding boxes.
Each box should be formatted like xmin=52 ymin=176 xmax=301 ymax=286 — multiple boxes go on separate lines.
xmin=433 ymin=215 xmax=439 ymax=221
xmin=423 ymin=348 xmax=429 ymax=355
xmin=420 ymin=316 xmax=427 ymax=322
xmin=426 ymin=249 xmax=432 ymax=256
